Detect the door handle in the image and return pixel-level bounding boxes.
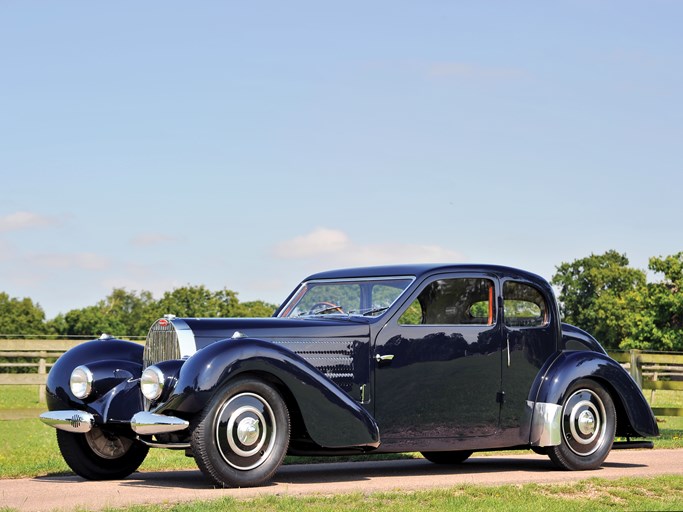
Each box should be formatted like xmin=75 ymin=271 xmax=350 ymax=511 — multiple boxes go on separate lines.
xmin=375 ymin=354 xmax=395 ymax=363
xmin=506 ymin=335 xmax=511 ymax=367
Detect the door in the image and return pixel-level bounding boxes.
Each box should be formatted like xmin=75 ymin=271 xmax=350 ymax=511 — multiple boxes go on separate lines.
xmin=372 ymin=274 xmax=503 ymax=446
xmin=500 ymin=279 xmax=557 ymax=440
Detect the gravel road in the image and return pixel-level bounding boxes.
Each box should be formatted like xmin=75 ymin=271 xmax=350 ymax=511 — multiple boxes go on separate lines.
xmin=2 ymin=449 xmax=682 ymax=511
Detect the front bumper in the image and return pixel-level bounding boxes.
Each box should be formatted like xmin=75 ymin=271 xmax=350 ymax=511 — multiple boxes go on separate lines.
xmin=40 ymin=410 xmax=95 ymax=433
xmin=130 ymin=411 xmax=189 ymax=435
xmin=40 ymin=410 xmax=189 ymax=435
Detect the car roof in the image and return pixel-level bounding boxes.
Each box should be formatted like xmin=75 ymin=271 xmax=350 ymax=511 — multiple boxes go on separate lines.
xmin=304 ymin=263 xmax=546 ymax=284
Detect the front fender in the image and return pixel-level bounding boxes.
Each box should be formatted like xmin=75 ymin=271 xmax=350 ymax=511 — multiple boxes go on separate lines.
xmin=533 ymin=351 xmax=659 ymax=438
xmin=157 ymin=338 xmax=379 ymax=449
xmin=45 ymin=338 xmax=144 ymax=425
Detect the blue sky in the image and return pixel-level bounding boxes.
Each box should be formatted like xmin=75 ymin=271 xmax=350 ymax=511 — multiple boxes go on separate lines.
xmin=1 ymin=1 xmax=682 ymax=319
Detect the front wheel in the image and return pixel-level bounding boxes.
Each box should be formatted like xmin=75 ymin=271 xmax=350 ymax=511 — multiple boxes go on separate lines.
xmin=547 ymin=379 xmax=616 ymax=470
xmin=191 ymin=377 xmax=290 ymax=488
xmin=56 ymin=428 xmax=149 ymax=480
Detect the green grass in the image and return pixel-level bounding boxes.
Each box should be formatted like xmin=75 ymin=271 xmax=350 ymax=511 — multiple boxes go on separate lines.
xmin=645 ymin=389 xmax=683 ymax=448
xmin=0 ymin=385 xmax=43 ymax=410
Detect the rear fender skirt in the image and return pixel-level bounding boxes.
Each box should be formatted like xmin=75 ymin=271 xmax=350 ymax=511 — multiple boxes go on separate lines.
xmin=155 ymin=338 xmax=380 ymax=449
xmin=531 ymin=351 xmax=659 ymax=438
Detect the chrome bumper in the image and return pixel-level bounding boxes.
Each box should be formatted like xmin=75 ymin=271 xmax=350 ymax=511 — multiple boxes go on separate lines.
xmin=40 ymin=410 xmax=189 ymax=436
xmin=40 ymin=410 xmax=95 ymax=433
xmin=130 ymin=411 xmax=189 ymax=435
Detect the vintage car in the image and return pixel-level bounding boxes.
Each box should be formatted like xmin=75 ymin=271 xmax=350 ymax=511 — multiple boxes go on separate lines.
xmin=40 ymin=264 xmax=658 ymax=487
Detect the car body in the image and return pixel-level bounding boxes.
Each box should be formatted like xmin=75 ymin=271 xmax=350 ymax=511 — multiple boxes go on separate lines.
xmin=41 ymin=264 xmax=658 ymax=487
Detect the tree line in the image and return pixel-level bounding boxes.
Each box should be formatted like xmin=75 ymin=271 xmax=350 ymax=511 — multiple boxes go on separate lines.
xmin=0 ymin=286 xmax=277 ymax=339
xmin=1 ymin=250 xmax=682 ymax=351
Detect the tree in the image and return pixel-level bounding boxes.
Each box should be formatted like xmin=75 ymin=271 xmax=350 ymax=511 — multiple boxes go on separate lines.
xmin=551 ymin=251 xmax=647 ymax=349
xmin=50 ymin=289 xmax=156 ymax=338
xmin=631 ymin=252 xmax=683 ymax=351
xmin=0 ymin=292 xmax=49 ymax=336
xmin=231 ymin=300 xmax=277 ymax=318
xmin=156 ymin=286 xmax=240 ymax=319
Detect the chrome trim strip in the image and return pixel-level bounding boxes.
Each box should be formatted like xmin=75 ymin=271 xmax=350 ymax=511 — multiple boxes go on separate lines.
xmin=137 ymin=438 xmax=191 ymax=449
xmin=130 ymin=411 xmax=189 ymax=435
xmin=170 ymin=318 xmax=197 ymax=358
xmin=529 ymin=401 xmax=562 ymax=447
xmin=40 ymin=410 xmax=95 ymax=433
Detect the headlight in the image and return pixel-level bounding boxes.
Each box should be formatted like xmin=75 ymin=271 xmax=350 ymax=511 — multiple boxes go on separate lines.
xmin=140 ymin=366 xmax=165 ymax=401
xmin=70 ymin=365 xmax=93 ymax=399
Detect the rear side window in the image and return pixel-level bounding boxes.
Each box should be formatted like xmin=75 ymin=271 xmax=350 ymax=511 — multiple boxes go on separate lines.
xmin=399 ymin=278 xmax=495 ymax=325
xmin=503 ymin=281 xmax=548 ymax=328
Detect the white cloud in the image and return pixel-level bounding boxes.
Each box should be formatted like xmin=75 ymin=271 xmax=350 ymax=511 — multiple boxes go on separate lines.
xmin=0 ymin=211 xmax=59 ymax=232
xmin=30 ymin=252 xmax=110 ymax=271
xmin=273 ymin=228 xmax=463 ymax=267
xmin=273 ymin=228 xmax=351 ymax=258
xmin=131 ymin=233 xmax=177 ymax=247
xmin=0 ymin=239 xmax=16 ymax=262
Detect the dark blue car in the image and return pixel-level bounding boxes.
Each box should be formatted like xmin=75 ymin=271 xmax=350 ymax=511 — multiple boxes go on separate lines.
xmin=41 ymin=264 xmax=658 ymax=487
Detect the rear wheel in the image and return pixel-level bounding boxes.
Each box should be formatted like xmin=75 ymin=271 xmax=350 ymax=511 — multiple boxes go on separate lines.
xmin=56 ymin=428 xmax=149 ymax=480
xmin=191 ymin=377 xmax=290 ymax=488
xmin=547 ymin=379 xmax=616 ymax=470
xmin=421 ymin=450 xmax=472 ymax=464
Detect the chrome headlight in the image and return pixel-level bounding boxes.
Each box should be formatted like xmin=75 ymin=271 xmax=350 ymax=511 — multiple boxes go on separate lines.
xmin=140 ymin=366 xmax=165 ymax=401
xmin=70 ymin=365 xmax=93 ymax=399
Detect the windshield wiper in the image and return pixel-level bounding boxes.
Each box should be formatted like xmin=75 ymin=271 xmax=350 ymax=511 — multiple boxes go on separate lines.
xmin=348 ymin=307 xmax=390 ymax=317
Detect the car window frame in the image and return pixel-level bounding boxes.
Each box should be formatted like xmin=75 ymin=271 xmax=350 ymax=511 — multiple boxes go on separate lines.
xmin=391 ymin=272 xmax=500 ymax=328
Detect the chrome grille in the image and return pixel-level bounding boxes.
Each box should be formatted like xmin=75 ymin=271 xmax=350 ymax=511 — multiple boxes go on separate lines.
xmin=144 ymin=319 xmax=181 ymax=368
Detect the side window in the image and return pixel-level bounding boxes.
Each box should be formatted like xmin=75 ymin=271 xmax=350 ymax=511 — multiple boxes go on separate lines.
xmin=503 ymin=281 xmax=548 ymax=328
xmin=398 ymin=278 xmax=495 ymax=325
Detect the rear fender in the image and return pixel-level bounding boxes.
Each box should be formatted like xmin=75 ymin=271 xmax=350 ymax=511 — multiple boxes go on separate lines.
xmin=533 ymin=351 xmax=659 ymax=438
xmin=156 ymin=338 xmax=379 ymax=449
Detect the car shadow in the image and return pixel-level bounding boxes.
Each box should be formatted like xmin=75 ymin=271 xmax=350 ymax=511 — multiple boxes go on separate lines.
xmin=33 ymin=456 xmax=648 ymax=490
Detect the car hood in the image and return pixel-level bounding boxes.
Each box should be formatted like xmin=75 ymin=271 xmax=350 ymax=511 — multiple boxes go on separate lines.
xmin=150 ymin=317 xmax=370 ymax=357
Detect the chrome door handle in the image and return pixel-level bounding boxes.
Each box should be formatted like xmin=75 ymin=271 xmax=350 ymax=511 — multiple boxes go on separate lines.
xmin=506 ymin=335 xmax=511 ymax=367
xmin=375 ymin=354 xmax=395 ymax=363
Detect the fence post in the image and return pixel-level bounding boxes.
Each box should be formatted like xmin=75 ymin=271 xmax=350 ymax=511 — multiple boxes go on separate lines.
xmin=38 ymin=351 xmax=46 ymax=404
xmin=629 ymin=349 xmax=643 ymax=389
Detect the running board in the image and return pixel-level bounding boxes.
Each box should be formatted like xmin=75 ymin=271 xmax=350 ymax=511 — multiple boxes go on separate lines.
xmin=612 ymin=441 xmax=654 ymax=450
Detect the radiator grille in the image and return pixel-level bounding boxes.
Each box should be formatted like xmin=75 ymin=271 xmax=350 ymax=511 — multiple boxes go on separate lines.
xmin=143 ymin=319 xmax=181 ymax=368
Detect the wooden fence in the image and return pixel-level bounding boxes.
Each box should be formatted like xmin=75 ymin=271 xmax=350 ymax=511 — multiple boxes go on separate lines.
xmin=0 ymin=338 xmax=143 ymax=403
xmin=608 ymin=350 xmax=683 ymax=417
xmin=2 ymin=340 xmax=683 ymax=414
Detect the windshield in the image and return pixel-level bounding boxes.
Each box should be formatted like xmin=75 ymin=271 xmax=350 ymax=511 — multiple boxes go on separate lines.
xmin=278 ymin=277 xmax=413 ymax=319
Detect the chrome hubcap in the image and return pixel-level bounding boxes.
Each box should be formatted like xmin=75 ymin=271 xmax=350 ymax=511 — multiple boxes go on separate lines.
xmin=237 ymin=417 xmax=261 ymax=446
xmin=562 ymin=389 xmax=607 ymax=456
xmin=577 ymin=410 xmax=596 ymax=436
xmin=215 ymin=392 xmax=276 ymax=471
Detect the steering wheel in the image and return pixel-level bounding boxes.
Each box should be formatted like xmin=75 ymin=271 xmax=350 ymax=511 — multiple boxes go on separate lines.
xmin=308 ymin=301 xmax=345 ymax=315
